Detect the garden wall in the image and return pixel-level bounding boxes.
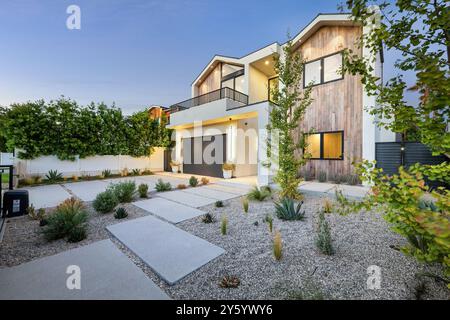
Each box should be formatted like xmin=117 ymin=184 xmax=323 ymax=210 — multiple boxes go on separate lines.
xmin=15 ymin=147 xmax=165 ymax=178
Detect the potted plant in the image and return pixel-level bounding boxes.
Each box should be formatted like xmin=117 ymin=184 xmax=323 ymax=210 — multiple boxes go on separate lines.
xmin=170 ymin=161 xmax=180 ymax=174
xmin=222 ymin=163 xmax=235 ymax=179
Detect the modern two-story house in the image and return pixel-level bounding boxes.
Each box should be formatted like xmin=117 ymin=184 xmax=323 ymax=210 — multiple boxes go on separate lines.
xmin=167 ymin=12 xmax=394 ymax=186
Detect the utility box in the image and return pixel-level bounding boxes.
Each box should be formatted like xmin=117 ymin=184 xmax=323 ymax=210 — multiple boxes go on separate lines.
xmin=2 ymin=190 xmax=29 ymax=218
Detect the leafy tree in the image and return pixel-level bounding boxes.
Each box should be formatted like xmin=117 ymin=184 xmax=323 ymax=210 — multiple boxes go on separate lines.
xmin=266 ymin=38 xmax=313 ymax=199
xmin=337 ymin=1 xmax=450 ymax=286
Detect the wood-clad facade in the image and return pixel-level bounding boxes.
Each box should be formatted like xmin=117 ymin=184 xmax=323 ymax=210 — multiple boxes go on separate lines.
xmin=197 ymin=63 xmax=221 ymax=95
xmin=295 ymin=26 xmax=363 ymax=178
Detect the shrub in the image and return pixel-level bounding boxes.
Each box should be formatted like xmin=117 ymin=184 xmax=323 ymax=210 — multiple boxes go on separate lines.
xmin=347 ymin=174 xmax=360 ymax=185
xmin=177 ymin=184 xmax=187 ymax=189
xmin=189 ymin=176 xmax=199 ymax=187
xmin=67 ymin=226 xmax=87 ymax=243
xmin=304 ymin=170 xmax=314 ymax=181
xmin=114 ymin=207 xmax=128 ymax=219
xmin=323 ymin=199 xmax=333 ymax=213
xmin=288 ymin=279 xmax=325 ymax=300
xmin=101 ymin=169 xmax=112 ymax=178
xmin=142 ymin=169 xmax=154 ymax=175
xmin=28 ymin=205 xmax=46 ymax=221
xmin=121 ymin=168 xmax=129 ymax=177
xmin=201 ymin=177 xmax=209 ymax=185
xmin=275 ymin=198 xmax=305 ymax=221
xmin=45 ymin=170 xmax=63 ymax=183
xmin=265 ymin=214 xmax=273 ymax=233
xmin=155 ymin=179 xmax=172 ymax=192
xmin=43 ymin=198 xmax=88 ymax=242
xmin=241 ymin=197 xmax=249 ymax=213
xmin=333 ymin=174 xmax=345 ymax=184
xmin=131 ymin=168 xmax=141 ymax=176
xmin=222 ymin=163 xmax=235 ymax=171
xmin=93 ymin=189 xmax=119 ymax=213
xmin=109 ymin=181 xmax=136 ymax=203
xmin=219 ymin=275 xmax=240 ymax=288
xmin=247 ymin=186 xmax=271 ymax=201
xmin=202 ymin=213 xmax=215 ymax=223
xmin=72 ymin=175 xmax=79 ymax=182
xmin=273 ymin=230 xmax=282 ymax=260
xmin=317 ymin=171 xmax=327 ymax=182
xmin=138 ymin=183 xmax=149 ymax=198
xmin=315 ymin=211 xmax=334 ymax=255
xmin=221 ymin=215 xmax=228 ymax=235
xmin=215 ymin=200 xmax=224 ymax=208
xmin=32 ymin=175 xmax=42 ymax=184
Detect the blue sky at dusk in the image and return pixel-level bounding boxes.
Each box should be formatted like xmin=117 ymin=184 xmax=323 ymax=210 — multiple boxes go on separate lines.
xmin=0 ymin=0 xmax=410 ymax=113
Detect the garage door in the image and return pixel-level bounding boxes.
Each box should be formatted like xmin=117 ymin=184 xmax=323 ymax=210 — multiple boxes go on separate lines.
xmin=182 ymin=134 xmax=226 ymax=178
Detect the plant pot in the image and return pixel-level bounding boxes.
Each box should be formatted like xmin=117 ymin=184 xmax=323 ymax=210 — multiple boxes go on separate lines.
xmin=223 ymin=170 xmax=232 ymax=179
xmin=172 ymin=167 xmax=178 ymax=174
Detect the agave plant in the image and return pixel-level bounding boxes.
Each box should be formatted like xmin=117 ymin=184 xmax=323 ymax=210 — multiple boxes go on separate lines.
xmin=275 ymin=198 xmax=305 ymax=221
xmin=45 ymin=170 xmax=63 ymax=183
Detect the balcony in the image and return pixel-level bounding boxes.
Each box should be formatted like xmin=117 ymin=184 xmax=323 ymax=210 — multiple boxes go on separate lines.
xmin=169 ymin=87 xmax=248 ymax=114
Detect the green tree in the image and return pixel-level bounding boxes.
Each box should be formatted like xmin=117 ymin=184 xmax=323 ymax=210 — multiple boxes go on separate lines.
xmin=338 ymin=0 xmax=450 ymax=285
xmin=267 ymin=38 xmax=313 ymax=199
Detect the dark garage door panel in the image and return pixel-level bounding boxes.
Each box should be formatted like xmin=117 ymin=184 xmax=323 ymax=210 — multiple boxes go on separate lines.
xmin=182 ymin=134 xmax=227 ymax=178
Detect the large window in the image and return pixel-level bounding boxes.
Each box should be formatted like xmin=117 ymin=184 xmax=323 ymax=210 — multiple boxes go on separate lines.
xmin=303 ymin=52 xmax=343 ymax=88
xmin=305 ymin=131 xmax=343 ymax=160
xmin=221 ymin=66 xmax=245 ymax=92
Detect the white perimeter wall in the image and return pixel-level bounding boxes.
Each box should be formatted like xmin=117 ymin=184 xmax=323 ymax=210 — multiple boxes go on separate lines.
xmin=15 ymin=147 xmax=165 ymax=177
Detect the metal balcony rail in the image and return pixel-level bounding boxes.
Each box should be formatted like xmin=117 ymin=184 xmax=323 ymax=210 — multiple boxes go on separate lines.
xmin=169 ymin=87 xmax=248 ymax=113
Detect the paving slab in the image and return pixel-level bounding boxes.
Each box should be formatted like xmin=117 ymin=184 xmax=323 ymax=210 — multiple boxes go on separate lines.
xmin=182 ymin=186 xmax=239 ymax=201
xmin=206 ymin=184 xmax=250 ymax=195
xmin=298 ymin=182 xmax=336 ymax=193
xmin=328 ymin=184 xmax=370 ymax=199
xmin=156 ymin=190 xmax=217 ymax=207
xmin=107 ymin=215 xmax=225 ymax=285
xmin=64 ymin=180 xmax=110 ymax=201
xmin=23 ymin=185 xmax=71 ymax=209
xmin=0 ymin=240 xmax=170 ymax=300
xmin=133 ymin=198 xmax=205 ymax=223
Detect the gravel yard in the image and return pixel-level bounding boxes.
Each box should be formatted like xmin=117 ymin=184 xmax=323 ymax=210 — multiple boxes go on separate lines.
xmin=1 ymin=192 xmax=448 ymax=300
xmin=164 ymin=195 xmax=449 ymax=300
xmin=0 ymin=202 xmax=149 ymax=267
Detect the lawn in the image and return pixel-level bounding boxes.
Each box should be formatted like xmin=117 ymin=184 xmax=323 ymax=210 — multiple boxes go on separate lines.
xmin=1 ymin=173 xmax=9 ymax=183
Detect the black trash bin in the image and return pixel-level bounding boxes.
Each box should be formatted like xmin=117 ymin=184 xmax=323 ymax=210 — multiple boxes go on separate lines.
xmin=2 ymin=190 xmax=29 ymax=218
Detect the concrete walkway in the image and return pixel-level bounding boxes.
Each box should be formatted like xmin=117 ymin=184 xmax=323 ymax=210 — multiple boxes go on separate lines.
xmin=0 ymin=240 xmax=170 ymax=300
xmin=297 ymin=181 xmax=370 ymax=199
xmin=107 ymin=215 xmax=225 ymax=285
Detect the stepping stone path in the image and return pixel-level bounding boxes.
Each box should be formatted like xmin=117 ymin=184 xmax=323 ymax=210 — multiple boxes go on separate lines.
xmin=181 ymin=186 xmax=238 ymax=201
xmin=107 ymin=215 xmax=225 ymax=285
xmin=0 ymin=240 xmax=170 ymax=300
xmin=25 ymin=184 xmax=71 ymax=209
xmin=133 ymin=197 xmax=206 ymax=223
xmin=156 ymin=190 xmax=217 ymax=207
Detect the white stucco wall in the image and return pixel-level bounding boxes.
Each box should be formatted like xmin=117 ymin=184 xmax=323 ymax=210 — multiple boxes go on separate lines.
xmin=15 ymin=148 xmax=165 ymax=177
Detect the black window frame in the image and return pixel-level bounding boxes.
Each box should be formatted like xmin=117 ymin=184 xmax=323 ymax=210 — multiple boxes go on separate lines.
xmin=303 ymin=51 xmax=344 ymax=88
xmin=267 ymin=76 xmax=279 ymax=102
xmin=220 ymin=65 xmax=245 ymax=92
xmin=306 ymin=130 xmax=344 ymax=160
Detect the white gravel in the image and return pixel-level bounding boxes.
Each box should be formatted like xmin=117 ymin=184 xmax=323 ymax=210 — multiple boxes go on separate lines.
xmin=1 ymin=192 xmax=448 ymax=300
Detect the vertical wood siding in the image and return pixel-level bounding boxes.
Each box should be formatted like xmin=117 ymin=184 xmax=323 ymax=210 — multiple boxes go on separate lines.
xmin=294 ymin=26 xmax=363 ymax=178
xmin=197 ymin=63 xmax=222 ymax=95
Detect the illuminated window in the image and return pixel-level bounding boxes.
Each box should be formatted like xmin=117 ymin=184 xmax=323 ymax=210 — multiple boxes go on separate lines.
xmin=306 ymin=134 xmax=321 ymax=158
xmin=303 ymin=52 xmax=343 ymax=88
xmin=306 ymin=131 xmax=343 ymax=160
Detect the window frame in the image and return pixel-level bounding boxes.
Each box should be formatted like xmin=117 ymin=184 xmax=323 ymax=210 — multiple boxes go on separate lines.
xmin=306 ymin=130 xmax=344 ymax=160
xmin=303 ymin=51 xmax=344 ymax=88
xmin=220 ymin=66 xmax=245 ymax=92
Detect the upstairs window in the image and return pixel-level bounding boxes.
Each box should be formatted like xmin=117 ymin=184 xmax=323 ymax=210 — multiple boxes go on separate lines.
xmin=305 ymin=131 xmax=343 ymax=160
xmin=303 ymin=52 xmax=343 ymax=88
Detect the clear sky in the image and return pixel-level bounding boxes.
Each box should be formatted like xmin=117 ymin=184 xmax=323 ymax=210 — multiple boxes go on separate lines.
xmin=0 ymin=0 xmax=411 ymax=114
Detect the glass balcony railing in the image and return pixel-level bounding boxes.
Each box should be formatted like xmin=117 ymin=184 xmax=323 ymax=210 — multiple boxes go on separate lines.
xmin=169 ymin=87 xmax=248 ymax=113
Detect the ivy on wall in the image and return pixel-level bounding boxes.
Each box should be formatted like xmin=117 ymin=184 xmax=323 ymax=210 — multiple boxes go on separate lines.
xmin=0 ymin=97 xmax=172 ymax=160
